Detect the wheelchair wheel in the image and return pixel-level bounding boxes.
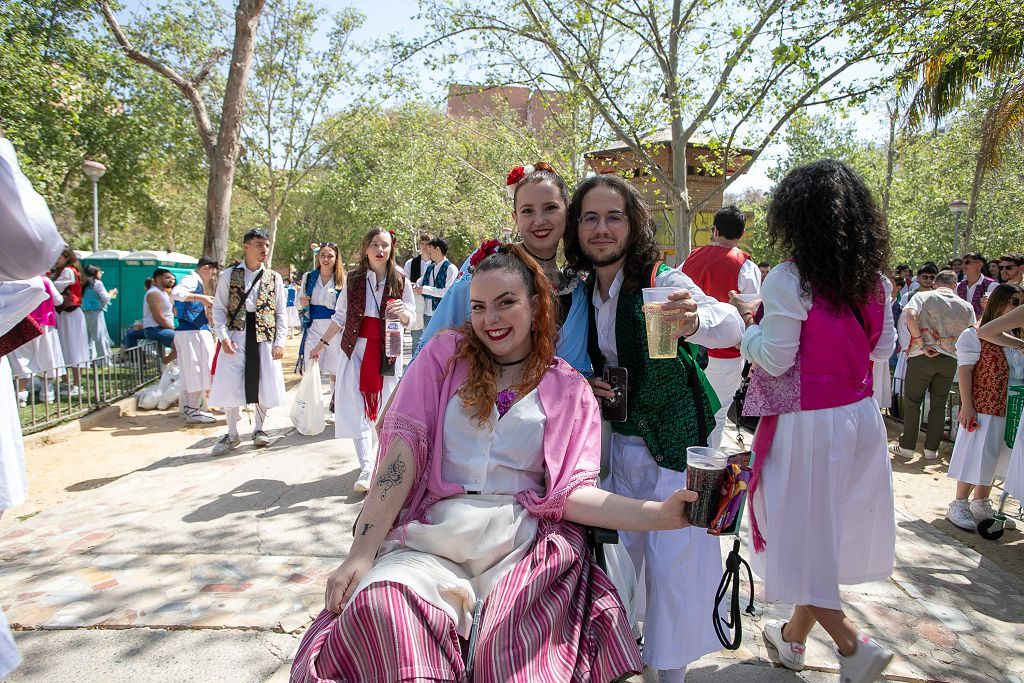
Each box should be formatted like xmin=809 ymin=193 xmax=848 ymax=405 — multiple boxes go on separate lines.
xmin=977 ymin=518 xmax=1004 ymax=540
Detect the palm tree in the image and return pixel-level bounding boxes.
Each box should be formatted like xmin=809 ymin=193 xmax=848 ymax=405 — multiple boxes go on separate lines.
xmin=901 ymin=24 xmax=1024 ymax=251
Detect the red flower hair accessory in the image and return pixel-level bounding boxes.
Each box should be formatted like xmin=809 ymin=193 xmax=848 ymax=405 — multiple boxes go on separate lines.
xmin=469 ymin=239 xmax=503 ymax=272
xmin=505 ymin=164 xmax=536 ymax=197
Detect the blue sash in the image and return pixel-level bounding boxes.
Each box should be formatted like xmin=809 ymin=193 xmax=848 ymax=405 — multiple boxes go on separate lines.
xmin=174 ymin=281 xmax=209 ymax=331
xmin=421 ymin=259 xmax=450 ymax=308
xmin=295 ymin=302 xmax=336 ymax=374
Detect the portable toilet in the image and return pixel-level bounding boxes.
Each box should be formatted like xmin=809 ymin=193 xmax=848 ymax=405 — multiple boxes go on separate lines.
xmin=119 ymin=251 xmax=199 ymax=340
xmin=82 ymin=249 xmax=129 ymax=342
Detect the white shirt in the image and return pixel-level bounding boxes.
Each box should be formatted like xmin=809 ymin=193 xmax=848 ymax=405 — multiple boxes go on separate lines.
xmin=0 ymin=139 xmax=64 ymax=281
xmin=171 ymin=271 xmax=205 ymax=302
xmin=441 ymin=388 xmax=546 ymax=495
xmin=955 ymin=326 xmax=1024 ymax=379
xmin=740 ymin=262 xmax=896 ymax=377
xmin=591 ymin=264 xmax=744 ymax=367
xmin=212 ymin=263 xmax=288 ymax=344
xmin=902 ymin=287 xmax=976 ymax=358
xmin=142 ymin=285 xmax=173 ymax=329
xmin=300 ymin=271 xmax=341 ymax=309
xmin=418 ymin=259 xmax=459 ymax=316
xmin=330 ymin=269 xmax=417 ymax=331
xmin=961 ymin=277 xmax=999 ymax=302
xmin=52 ymin=266 xmax=77 ymax=293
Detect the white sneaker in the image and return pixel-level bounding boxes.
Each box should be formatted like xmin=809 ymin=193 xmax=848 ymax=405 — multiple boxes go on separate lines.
xmin=946 ymin=499 xmax=976 ymax=531
xmin=889 ymin=444 xmax=914 ymax=458
xmin=971 ymin=498 xmax=1017 ymax=530
xmin=924 ymin=449 xmax=939 ymax=460
xmin=837 ymin=635 xmax=892 ymax=683
xmin=211 ymin=434 xmax=240 ymax=456
xmin=762 ymin=619 xmax=805 ymax=671
xmin=354 ymin=468 xmax=372 ymax=493
xmin=184 ymin=410 xmax=217 ymax=424
xmin=252 ymin=430 xmax=271 ymax=447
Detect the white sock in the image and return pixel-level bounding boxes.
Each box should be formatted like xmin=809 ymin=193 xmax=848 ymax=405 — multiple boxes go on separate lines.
xmin=656 ymin=668 xmax=686 ymax=683
xmin=183 ymin=391 xmax=201 ymax=414
xmin=354 ymin=434 xmax=375 ymax=474
xmin=254 ymin=405 xmax=267 ymax=432
xmin=225 ymin=407 xmax=240 ymax=438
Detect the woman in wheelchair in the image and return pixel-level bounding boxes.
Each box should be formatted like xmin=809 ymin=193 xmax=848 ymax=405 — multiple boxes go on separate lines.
xmin=291 ymin=243 xmax=697 ymax=682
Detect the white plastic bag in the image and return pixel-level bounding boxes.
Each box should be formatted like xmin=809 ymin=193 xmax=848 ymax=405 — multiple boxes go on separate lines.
xmin=290 ymin=360 xmax=325 ymax=435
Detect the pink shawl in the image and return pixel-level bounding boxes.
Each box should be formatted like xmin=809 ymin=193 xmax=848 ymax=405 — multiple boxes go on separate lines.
xmin=379 ymin=330 xmax=601 ymax=542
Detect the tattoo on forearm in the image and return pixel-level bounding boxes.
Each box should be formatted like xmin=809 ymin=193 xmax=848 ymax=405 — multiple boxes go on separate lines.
xmin=377 ymin=457 xmax=406 ymax=501
xmin=360 ymin=522 xmax=373 ymax=536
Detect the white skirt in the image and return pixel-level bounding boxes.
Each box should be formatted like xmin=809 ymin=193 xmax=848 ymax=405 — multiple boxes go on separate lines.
xmin=947 ymin=413 xmax=1011 ymax=485
xmin=302 ymin=318 xmax=340 ymax=377
xmin=84 ymin=310 xmax=112 ymax=360
xmin=0 ymin=358 xmax=27 ymax=510
xmin=1004 ymin=411 xmax=1024 ymax=499
xmin=350 ymin=495 xmax=538 ymax=638
xmin=750 ymin=396 xmax=895 ymax=610
xmin=287 ymin=305 xmax=300 ymax=328
xmin=173 ymin=329 xmax=216 ymax=394
xmin=7 ymin=326 xmax=65 ymax=376
xmin=207 ymin=330 xmax=287 ymax=408
xmin=56 ymin=308 xmax=90 ymax=367
xmin=333 ymin=337 xmax=402 ymax=440
xmin=603 ymin=433 xmax=723 ymax=670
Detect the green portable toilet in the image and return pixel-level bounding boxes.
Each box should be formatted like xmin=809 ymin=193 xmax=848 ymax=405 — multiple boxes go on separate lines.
xmin=82 ymin=249 xmax=129 ymax=342
xmin=120 ymin=251 xmax=199 ymax=340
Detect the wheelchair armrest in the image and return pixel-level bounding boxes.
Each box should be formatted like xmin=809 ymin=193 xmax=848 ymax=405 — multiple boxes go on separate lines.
xmin=586 ymin=526 xmax=619 ymax=547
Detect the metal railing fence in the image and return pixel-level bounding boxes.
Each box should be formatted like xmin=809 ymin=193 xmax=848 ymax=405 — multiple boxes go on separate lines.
xmin=13 ymin=341 xmax=163 ymax=435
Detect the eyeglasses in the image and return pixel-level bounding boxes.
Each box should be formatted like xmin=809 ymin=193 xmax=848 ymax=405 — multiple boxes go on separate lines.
xmin=579 ymin=212 xmax=628 ymax=230
xmin=999 ymin=264 xmax=1018 ymax=271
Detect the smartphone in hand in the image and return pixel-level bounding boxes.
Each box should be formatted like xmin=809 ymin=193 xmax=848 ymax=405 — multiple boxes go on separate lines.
xmin=601 ymin=366 xmax=628 ymax=422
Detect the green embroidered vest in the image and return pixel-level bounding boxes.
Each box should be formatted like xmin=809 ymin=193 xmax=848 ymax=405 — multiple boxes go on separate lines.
xmin=587 ymin=263 xmax=719 ymax=472
xmin=227 ymin=266 xmax=277 ymax=343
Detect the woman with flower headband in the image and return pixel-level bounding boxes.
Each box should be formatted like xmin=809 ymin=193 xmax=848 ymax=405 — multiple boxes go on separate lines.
xmin=310 ymin=228 xmax=415 ymax=492
xmin=414 ymin=162 xmax=593 ymax=375
xmin=296 ymin=242 xmax=345 ymax=392
xmin=291 ymin=243 xmax=699 ymax=683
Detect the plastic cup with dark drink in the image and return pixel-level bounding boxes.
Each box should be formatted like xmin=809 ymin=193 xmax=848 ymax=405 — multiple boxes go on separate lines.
xmin=684 ymin=447 xmax=729 ymax=528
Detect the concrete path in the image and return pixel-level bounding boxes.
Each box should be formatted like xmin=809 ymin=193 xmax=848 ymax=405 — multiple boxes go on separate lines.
xmin=1 ymin=391 xmax=1022 ymax=682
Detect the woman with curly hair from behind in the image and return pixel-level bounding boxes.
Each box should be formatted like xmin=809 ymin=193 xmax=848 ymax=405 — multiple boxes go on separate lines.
xmin=730 ymin=159 xmax=897 ymax=683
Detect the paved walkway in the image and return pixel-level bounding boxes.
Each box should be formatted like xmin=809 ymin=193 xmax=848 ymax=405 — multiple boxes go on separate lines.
xmin=1 ymin=388 xmax=1022 ymax=682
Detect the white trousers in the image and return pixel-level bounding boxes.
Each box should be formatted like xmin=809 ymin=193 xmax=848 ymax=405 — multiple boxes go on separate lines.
xmin=703 ymin=355 xmax=744 ymax=449
xmin=603 ymin=433 xmax=723 ymax=670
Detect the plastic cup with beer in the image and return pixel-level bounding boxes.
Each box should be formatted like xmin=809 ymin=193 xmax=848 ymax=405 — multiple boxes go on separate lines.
xmin=641 ymin=287 xmax=679 ymax=359
xmin=684 ymin=446 xmax=730 ymax=528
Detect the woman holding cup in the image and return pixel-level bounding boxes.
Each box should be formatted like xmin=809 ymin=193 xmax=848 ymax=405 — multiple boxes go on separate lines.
xmin=730 ymin=160 xmax=897 ymax=683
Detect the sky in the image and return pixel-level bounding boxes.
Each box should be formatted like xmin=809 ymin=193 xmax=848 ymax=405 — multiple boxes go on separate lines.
xmin=119 ymin=0 xmax=895 ymax=195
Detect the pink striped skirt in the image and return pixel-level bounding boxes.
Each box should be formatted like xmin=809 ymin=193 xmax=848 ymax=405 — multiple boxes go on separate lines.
xmin=290 ymin=521 xmax=641 ymax=682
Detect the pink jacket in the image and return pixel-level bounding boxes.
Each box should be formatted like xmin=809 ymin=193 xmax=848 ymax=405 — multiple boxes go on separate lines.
xmin=28 ymin=277 xmax=60 ymax=328
xmin=378 ymin=330 xmax=601 ymax=542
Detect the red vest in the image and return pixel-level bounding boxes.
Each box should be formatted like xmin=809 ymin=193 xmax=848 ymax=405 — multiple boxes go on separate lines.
xmin=681 ymin=244 xmax=750 ymax=359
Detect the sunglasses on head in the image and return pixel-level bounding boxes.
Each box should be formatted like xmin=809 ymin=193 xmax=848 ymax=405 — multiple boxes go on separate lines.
xmin=319 ymin=242 xmax=338 ymax=249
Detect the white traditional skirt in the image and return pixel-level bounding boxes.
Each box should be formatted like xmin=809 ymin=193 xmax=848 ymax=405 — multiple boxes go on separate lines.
xmin=287 ymin=305 xmax=300 ymax=328
xmin=7 ymin=327 xmax=65 ymax=377
xmin=349 ymin=495 xmax=538 ymax=638
xmin=333 ymin=337 xmax=402 ymax=440
xmin=1004 ymin=411 xmax=1024 ymax=500
xmin=0 ymin=357 xmax=27 ymax=510
xmin=750 ymin=396 xmax=895 ymax=610
xmin=947 ymin=413 xmax=1011 ymax=485
xmin=302 ymin=318 xmax=340 ymax=377
xmin=173 ymin=329 xmax=216 ymax=394
xmin=56 ymin=308 xmax=90 ymax=368
xmin=84 ymin=310 xmax=112 ymax=360
xmin=207 ymin=330 xmax=287 ymax=408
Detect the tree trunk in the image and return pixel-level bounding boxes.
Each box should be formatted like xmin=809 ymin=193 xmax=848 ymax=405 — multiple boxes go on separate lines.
xmin=266 ymin=205 xmax=281 ymax=268
xmin=962 ymin=149 xmax=986 ymax=254
xmin=672 ymin=200 xmax=692 ymax=267
xmin=882 ymin=103 xmax=898 ymax=217
xmin=201 ymin=0 xmax=266 ymax=264
xmin=670 ymin=128 xmax=691 ymax=265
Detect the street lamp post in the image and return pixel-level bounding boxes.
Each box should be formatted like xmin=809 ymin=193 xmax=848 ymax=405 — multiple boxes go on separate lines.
xmin=949 ymin=199 xmax=968 ymax=261
xmin=82 ymin=160 xmax=107 ymax=252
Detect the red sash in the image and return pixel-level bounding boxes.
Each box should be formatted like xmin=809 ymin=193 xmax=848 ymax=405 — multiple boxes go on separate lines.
xmin=358 ymin=316 xmax=384 ymax=421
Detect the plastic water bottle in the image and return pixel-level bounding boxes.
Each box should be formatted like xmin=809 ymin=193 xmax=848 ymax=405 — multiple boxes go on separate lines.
xmin=385 ymin=304 xmax=402 ymax=357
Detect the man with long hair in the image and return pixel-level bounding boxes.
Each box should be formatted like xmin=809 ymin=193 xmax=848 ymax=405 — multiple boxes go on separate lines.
xmin=564 ymin=174 xmax=743 ymax=682
xmin=171 ymin=256 xmax=220 ymax=423
xmin=208 ymin=228 xmax=288 ymax=455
